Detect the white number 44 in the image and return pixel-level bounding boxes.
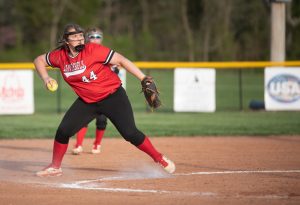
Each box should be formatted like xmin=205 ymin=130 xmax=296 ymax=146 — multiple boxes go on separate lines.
xmin=82 ymin=71 xmax=98 ymax=83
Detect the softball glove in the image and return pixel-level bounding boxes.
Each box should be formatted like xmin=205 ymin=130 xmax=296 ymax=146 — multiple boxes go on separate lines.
xmin=141 ymin=76 xmax=161 ymax=109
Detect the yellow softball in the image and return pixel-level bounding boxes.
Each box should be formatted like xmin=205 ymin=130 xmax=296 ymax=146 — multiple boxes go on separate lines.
xmin=47 ymin=80 xmax=58 ymax=92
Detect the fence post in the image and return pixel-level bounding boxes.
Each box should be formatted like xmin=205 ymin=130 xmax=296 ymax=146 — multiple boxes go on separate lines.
xmin=238 ymin=69 xmax=243 ymax=111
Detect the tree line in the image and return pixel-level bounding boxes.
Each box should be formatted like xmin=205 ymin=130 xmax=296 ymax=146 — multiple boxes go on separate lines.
xmin=0 ymin=0 xmax=299 ymax=62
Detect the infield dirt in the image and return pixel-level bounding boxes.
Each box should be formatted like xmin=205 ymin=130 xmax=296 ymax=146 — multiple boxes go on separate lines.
xmin=0 ymin=136 xmax=300 ymax=205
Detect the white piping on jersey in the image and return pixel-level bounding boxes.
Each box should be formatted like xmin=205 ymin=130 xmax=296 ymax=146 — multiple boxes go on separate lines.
xmin=103 ymin=50 xmax=115 ymax=65
xmin=45 ymin=52 xmax=52 ymax=67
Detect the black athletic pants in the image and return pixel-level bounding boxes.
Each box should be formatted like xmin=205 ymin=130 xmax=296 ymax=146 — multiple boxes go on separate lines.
xmin=83 ymin=114 xmax=107 ymax=130
xmin=55 ymin=87 xmax=145 ymax=146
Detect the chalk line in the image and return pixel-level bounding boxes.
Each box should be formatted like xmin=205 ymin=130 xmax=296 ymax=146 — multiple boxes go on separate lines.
xmin=59 ymin=182 xmax=214 ymax=196
xmin=174 ymin=169 xmax=300 ymax=176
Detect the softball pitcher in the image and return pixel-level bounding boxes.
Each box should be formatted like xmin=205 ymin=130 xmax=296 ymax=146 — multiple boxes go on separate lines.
xmin=33 ymin=23 xmax=175 ymax=177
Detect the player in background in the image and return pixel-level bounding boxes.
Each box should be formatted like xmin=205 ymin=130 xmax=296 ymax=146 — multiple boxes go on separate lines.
xmin=72 ymin=27 xmax=120 ymax=155
xmin=33 ymin=23 xmax=175 ymax=177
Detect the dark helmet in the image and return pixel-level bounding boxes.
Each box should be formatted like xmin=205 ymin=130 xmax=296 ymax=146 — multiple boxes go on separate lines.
xmin=57 ymin=23 xmax=85 ymax=50
xmin=61 ymin=23 xmax=84 ymax=42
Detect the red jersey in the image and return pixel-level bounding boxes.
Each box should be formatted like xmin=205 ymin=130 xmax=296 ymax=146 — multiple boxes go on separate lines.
xmin=46 ymin=43 xmax=121 ymax=103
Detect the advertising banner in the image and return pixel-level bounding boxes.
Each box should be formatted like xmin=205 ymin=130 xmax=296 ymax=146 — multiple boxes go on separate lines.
xmin=0 ymin=70 xmax=34 ymax=114
xmin=265 ymin=67 xmax=300 ymax=110
xmin=174 ymin=68 xmax=216 ymax=112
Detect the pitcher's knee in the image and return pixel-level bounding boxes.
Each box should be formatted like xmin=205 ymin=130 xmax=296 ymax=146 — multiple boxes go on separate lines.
xmin=122 ymin=130 xmax=145 ymax=146
xmin=55 ymin=127 xmax=73 ymax=144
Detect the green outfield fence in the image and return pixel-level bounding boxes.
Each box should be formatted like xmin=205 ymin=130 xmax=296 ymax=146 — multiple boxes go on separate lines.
xmin=1 ymin=61 xmax=300 ymax=113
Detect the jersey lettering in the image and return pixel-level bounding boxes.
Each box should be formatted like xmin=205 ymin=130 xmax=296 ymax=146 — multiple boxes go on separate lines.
xmin=90 ymin=71 xmax=98 ymax=80
xmin=82 ymin=71 xmax=98 ymax=83
xmin=82 ymin=76 xmax=90 ymax=83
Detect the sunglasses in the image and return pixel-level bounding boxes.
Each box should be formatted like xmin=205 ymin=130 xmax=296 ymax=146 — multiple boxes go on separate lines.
xmin=88 ymin=34 xmax=102 ymax=39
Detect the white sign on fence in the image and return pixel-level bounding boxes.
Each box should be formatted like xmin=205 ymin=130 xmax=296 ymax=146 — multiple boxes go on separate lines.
xmin=0 ymin=70 xmax=34 ymax=114
xmin=265 ymin=67 xmax=300 ymax=110
xmin=174 ymin=68 xmax=216 ymax=112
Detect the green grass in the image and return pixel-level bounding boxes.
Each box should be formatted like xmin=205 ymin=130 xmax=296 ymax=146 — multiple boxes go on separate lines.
xmin=0 ymin=111 xmax=299 ymax=139
xmin=0 ymin=69 xmax=299 ymax=139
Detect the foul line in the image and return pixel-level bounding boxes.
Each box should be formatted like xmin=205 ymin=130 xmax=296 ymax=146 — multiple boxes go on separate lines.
xmin=174 ymin=169 xmax=300 ymax=176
